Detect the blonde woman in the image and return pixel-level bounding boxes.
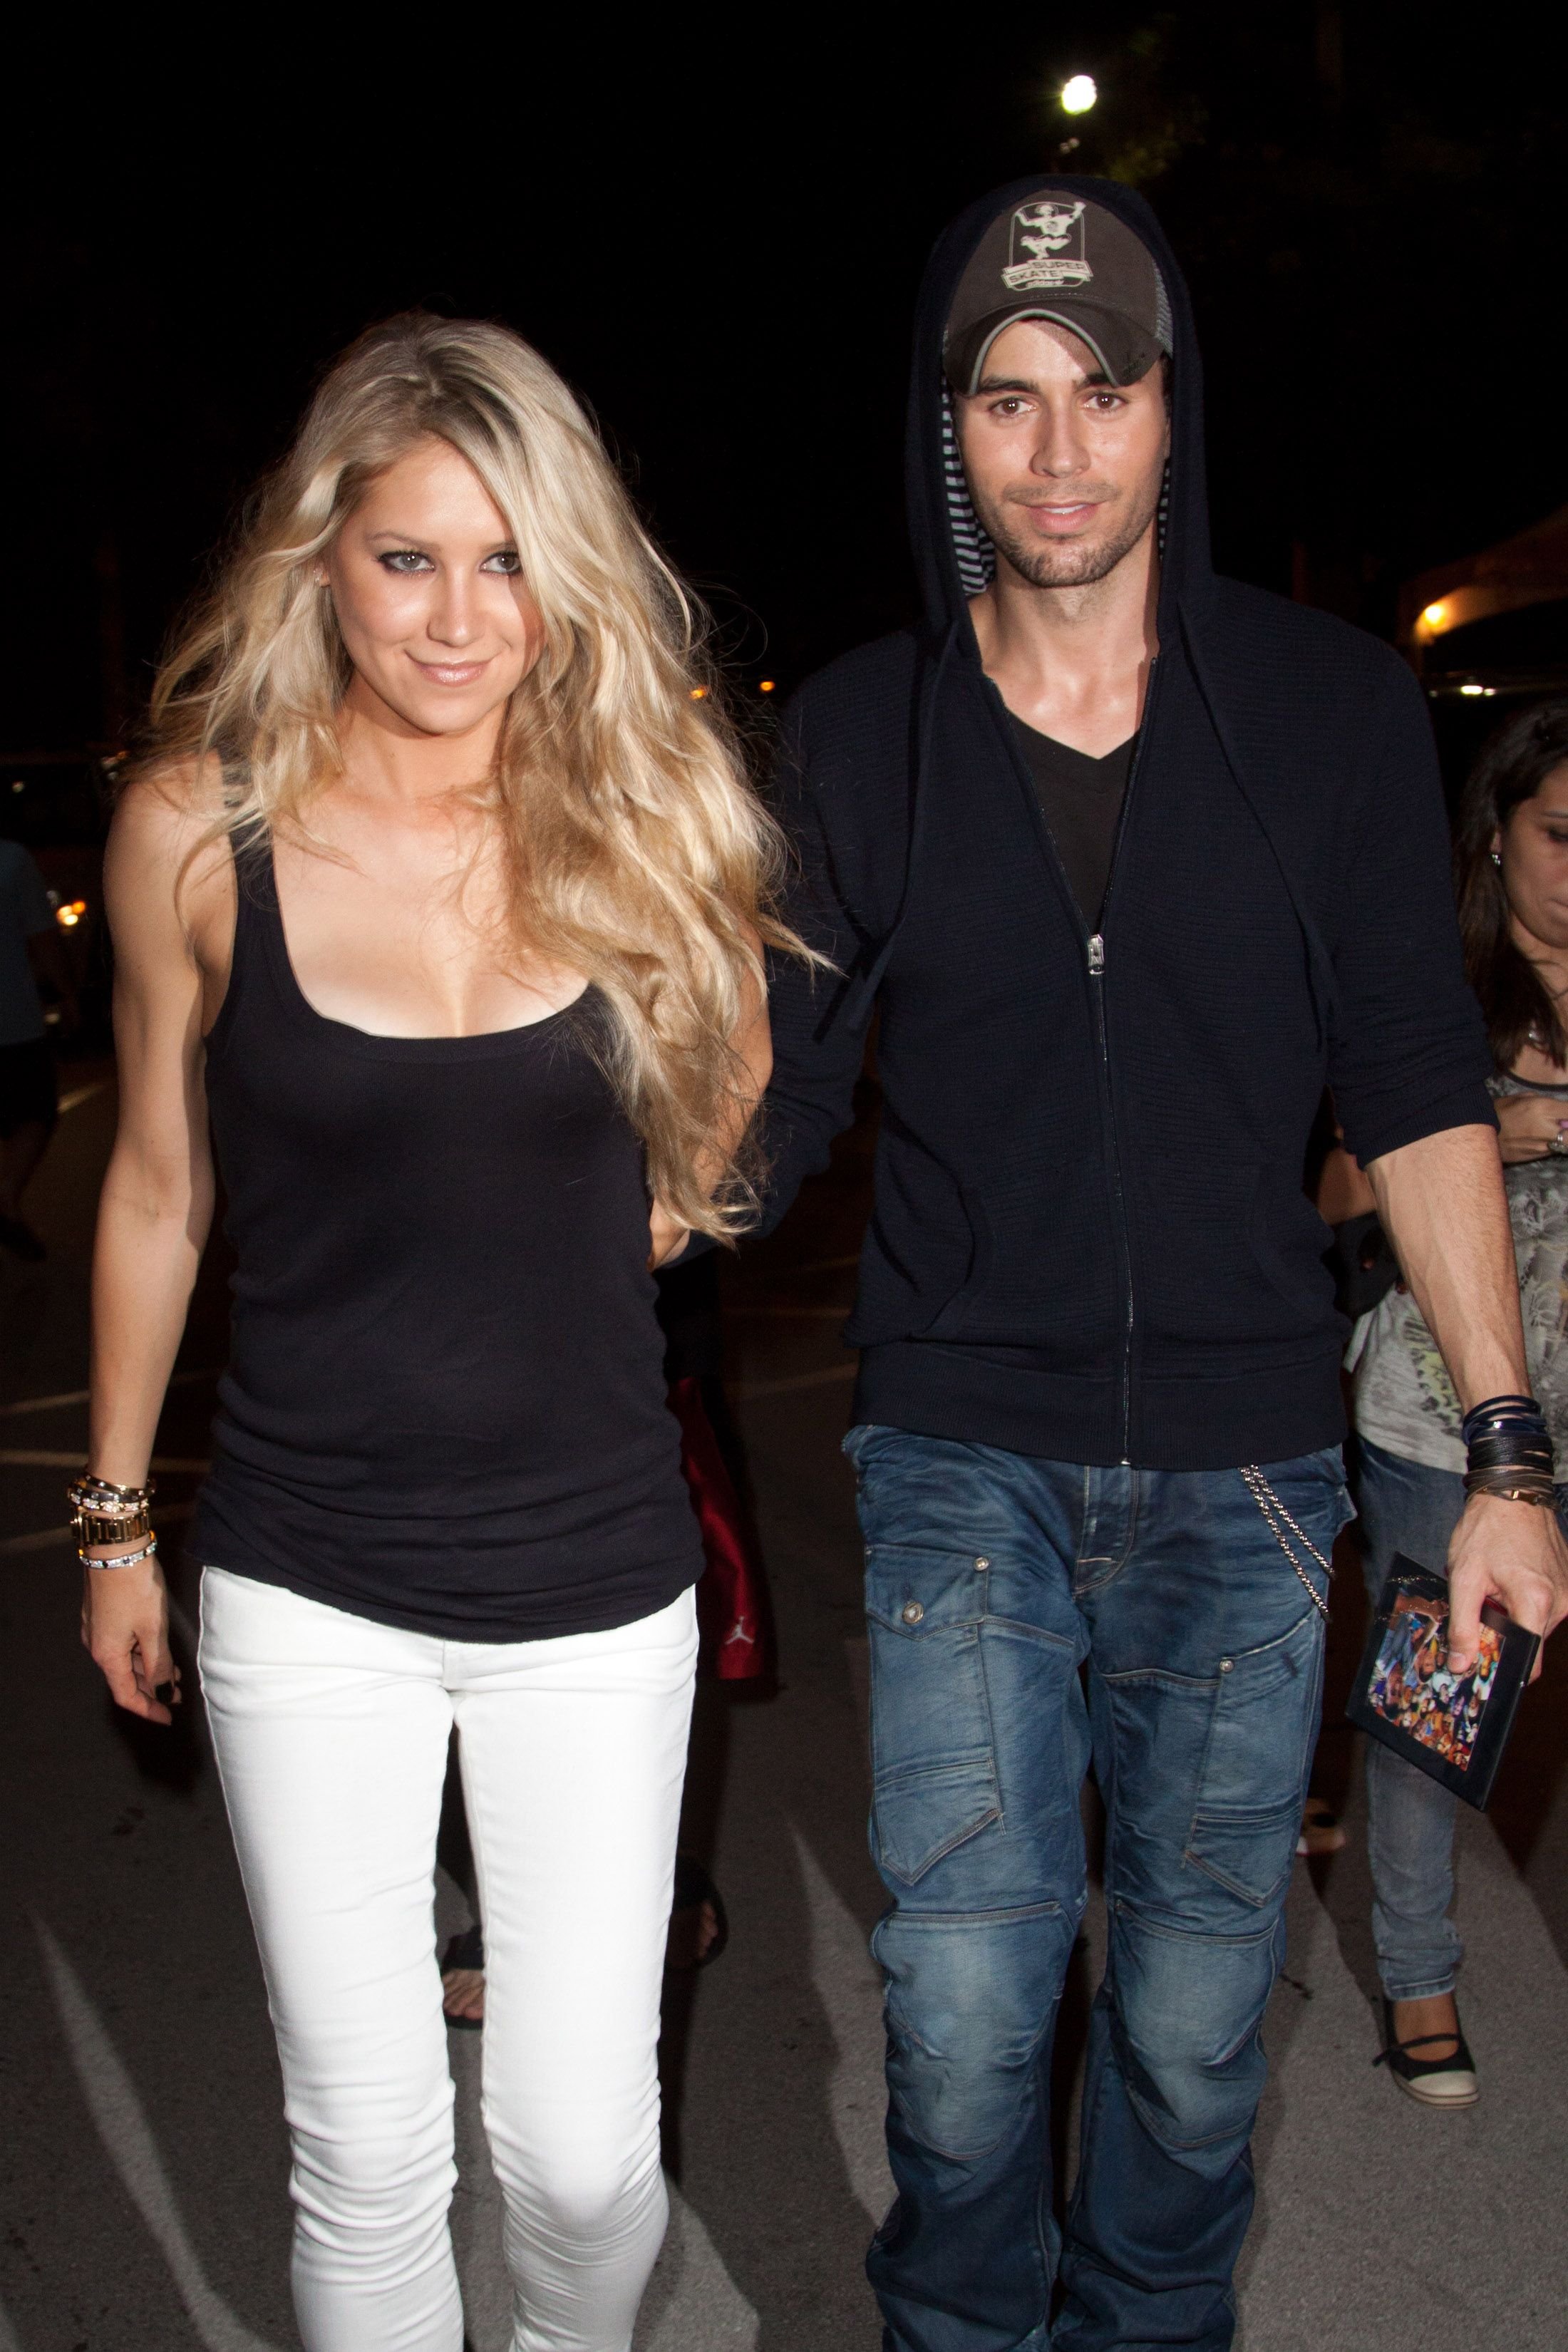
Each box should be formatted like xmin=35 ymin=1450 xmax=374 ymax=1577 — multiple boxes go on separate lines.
xmin=78 ymin=315 xmax=790 ymax=2351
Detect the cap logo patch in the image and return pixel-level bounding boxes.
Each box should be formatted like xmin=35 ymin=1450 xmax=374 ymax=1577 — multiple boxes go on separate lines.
xmin=1002 ymin=200 xmax=1091 ymax=292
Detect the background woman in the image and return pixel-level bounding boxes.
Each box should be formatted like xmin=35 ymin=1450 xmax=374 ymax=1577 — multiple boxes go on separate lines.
xmin=78 ymin=314 xmax=793 ymax=2351
xmin=1343 ymin=698 xmax=1568 ymax=2108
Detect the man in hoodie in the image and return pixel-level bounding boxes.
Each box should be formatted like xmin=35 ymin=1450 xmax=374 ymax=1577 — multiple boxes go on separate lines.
xmin=758 ymin=181 xmax=1568 ymax=2348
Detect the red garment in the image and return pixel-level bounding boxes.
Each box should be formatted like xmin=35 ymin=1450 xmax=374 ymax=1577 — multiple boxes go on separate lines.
xmin=668 ymin=1376 xmax=770 ymax=1681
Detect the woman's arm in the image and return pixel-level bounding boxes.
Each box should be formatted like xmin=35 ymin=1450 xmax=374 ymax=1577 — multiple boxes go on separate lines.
xmin=82 ymin=780 xmax=226 ymax=1722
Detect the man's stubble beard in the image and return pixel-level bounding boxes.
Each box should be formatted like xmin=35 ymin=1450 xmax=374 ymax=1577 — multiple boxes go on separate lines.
xmin=974 ymin=476 xmax=1162 ymax=591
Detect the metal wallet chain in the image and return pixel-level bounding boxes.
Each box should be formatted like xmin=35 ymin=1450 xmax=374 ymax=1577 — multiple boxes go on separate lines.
xmin=1237 ymin=1465 xmax=1332 ymax=1621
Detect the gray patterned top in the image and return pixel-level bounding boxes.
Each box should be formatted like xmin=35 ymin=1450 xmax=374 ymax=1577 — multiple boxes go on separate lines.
xmin=1348 ymin=1074 xmax=1568 ymax=1472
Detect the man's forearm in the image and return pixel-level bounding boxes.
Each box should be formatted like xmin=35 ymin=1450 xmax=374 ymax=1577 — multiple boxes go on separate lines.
xmin=1366 ymin=1123 xmax=1524 ymax=1410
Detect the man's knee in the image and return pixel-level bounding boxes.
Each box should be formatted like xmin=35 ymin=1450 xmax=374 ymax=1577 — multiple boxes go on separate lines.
xmin=876 ymin=1903 xmax=1078 ymax=2161
xmin=1106 ymin=1902 xmax=1281 ymax=2161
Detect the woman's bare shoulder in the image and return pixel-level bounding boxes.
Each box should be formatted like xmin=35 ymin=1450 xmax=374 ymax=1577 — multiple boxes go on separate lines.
xmin=112 ymin=753 xmax=231 ymax=843
xmin=106 ymin=758 xmax=236 ymax=944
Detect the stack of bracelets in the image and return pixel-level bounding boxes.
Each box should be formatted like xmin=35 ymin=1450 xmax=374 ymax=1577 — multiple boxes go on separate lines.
xmin=67 ymin=1470 xmax=158 ymax=1568
xmin=1461 ymin=1394 xmax=1557 ymax=1508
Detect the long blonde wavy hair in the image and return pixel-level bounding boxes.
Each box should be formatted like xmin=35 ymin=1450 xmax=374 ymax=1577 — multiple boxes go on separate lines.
xmin=144 ymin=311 xmax=805 ymax=1237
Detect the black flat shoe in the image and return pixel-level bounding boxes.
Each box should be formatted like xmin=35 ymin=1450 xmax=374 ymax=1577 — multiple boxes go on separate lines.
xmin=1373 ymin=1998 xmax=1479 ymax=2108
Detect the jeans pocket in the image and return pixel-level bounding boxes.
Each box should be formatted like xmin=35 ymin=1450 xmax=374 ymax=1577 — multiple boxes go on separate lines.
xmin=867 ymin=1542 xmax=1000 ymax=1884
xmin=1184 ymin=1601 xmax=1325 ymax=1908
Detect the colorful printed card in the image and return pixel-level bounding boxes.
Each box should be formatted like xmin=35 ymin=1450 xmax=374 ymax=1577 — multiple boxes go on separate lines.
xmin=1346 ymin=1557 xmax=1539 ymax=1810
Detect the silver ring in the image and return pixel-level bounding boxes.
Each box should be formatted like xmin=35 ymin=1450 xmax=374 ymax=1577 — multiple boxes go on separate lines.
xmin=1550 ymin=1134 xmax=1568 ymax=1157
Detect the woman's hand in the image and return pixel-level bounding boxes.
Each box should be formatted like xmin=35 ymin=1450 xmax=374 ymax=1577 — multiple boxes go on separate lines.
xmin=1495 ymin=1093 xmax=1568 ymax=1164
xmin=81 ymin=1554 xmax=182 ymax=1724
xmin=648 ymin=1200 xmax=691 ymax=1270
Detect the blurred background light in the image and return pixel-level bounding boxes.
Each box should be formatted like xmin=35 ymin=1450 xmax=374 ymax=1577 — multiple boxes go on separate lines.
xmin=1061 ymin=74 xmax=1098 ymax=115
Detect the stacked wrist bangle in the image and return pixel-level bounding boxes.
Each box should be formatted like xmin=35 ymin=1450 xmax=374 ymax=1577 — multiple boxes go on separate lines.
xmin=67 ymin=1470 xmax=158 ymax=1566
xmin=1461 ymin=1395 xmax=1557 ymax=1507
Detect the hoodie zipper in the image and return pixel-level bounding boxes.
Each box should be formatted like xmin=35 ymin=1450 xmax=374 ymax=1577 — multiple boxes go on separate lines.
xmin=1088 ymin=656 xmax=1160 ymax=1466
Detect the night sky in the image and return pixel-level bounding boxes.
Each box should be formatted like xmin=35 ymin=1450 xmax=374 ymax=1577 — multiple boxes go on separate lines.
xmin=5 ymin=6 xmax=1565 ymax=754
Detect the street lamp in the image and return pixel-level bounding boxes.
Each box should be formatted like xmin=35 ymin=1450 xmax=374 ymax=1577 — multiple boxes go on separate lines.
xmin=1061 ymin=73 xmax=1098 ymax=114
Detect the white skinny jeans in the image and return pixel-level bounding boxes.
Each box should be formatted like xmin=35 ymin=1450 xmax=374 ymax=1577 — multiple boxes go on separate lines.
xmin=199 ymin=1567 xmax=697 ymax=2352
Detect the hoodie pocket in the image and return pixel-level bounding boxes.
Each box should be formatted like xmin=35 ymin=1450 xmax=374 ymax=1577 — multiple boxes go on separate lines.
xmin=1137 ymin=1160 xmax=1334 ymax=1348
xmin=850 ymin=1129 xmax=992 ymax=1343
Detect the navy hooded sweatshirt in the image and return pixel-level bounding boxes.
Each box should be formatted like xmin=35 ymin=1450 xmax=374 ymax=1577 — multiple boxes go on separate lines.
xmin=757 ymin=177 xmax=1493 ymax=1472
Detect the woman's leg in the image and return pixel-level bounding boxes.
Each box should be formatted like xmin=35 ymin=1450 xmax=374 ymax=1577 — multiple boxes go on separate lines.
xmin=453 ymin=1588 xmax=698 ymax=2352
xmin=199 ymin=1568 xmax=463 ymax=2352
xmin=1353 ymin=1441 xmax=1467 ymax=2002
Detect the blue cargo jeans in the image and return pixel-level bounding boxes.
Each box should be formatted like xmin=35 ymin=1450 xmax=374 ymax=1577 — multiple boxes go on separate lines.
xmin=843 ymin=1425 xmax=1353 ymax=2352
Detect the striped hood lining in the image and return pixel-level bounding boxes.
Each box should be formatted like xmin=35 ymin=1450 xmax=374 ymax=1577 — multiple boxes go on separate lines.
xmin=942 ymin=389 xmax=996 ymax=599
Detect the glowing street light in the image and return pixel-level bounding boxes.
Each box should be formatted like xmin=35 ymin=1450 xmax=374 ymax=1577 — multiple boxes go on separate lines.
xmin=1061 ymin=73 xmax=1098 ymax=115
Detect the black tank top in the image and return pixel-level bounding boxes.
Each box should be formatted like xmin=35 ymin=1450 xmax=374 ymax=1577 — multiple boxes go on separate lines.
xmin=190 ymin=839 xmax=701 ymax=1640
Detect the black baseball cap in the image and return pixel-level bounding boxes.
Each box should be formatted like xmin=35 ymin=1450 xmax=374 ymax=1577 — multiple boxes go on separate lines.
xmin=944 ymin=190 xmax=1171 ymax=393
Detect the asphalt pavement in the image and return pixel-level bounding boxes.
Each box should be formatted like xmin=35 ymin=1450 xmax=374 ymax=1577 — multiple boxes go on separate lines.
xmin=3 ymin=1066 xmax=1567 ymax=2351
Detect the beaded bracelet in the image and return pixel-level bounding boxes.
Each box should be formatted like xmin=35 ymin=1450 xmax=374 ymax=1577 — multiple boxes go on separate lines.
xmin=79 ymin=1535 xmax=159 ymax=1570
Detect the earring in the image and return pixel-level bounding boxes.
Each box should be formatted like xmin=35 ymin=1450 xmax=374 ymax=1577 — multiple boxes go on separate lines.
xmin=1492 ymin=850 xmax=1502 ymax=866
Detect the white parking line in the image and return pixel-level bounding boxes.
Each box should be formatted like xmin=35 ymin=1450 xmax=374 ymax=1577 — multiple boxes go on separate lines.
xmin=34 ymin=1919 xmax=287 ymax=2352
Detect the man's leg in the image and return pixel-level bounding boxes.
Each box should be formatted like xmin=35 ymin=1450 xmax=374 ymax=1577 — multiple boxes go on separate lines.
xmin=845 ymin=1427 xmax=1093 ymax=2352
xmin=1056 ymin=1448 xmax=1352 ymax=2352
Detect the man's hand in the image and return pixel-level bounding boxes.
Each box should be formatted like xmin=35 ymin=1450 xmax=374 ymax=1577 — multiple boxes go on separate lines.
xmin=1494 ymin=1093 xmax=1568 ymax=1165
xmin=1445 ymin=1492 xmax=1568 ymax=1678
xmin=81 ymin=1555 xmax=182 ymax=1723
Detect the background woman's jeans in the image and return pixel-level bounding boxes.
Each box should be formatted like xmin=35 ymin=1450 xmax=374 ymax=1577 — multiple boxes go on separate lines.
xmin=844 ymin=1427 xmax=1351 ymax=2352
xmin=1354 ymin=1436 xmax=1568 ymax=2005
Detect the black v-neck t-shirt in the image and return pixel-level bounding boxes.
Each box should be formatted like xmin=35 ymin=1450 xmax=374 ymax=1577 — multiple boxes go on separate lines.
xmin=1010 ymin=718 xmax=1138 ymax=930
